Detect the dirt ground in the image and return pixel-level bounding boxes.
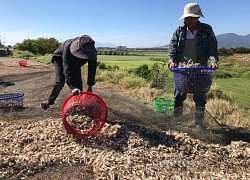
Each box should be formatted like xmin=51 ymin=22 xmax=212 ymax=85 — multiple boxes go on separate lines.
xmin=1 ymin=57 xmax=250 ymax=179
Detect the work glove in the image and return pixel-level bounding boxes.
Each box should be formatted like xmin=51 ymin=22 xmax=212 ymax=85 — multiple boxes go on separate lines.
xmin=72 ymin=88 xmax=81 ymax=96
xmin=87 ymin=86 xmax=92 ymax=92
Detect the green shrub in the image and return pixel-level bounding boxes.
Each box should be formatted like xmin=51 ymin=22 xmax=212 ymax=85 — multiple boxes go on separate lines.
xmin=13 ymin=50 xmax=35 ymax=59
xmin=120 ymin=76 xmax=146 ymax=88
xmin=149 ymin=63 xmax=168 ymax=89
xmin=98 ymin=62 xmax=107 ymax=69
xmin=97 ymin=62 xmax=120 ymax=71
xmin=134 ymin=64 xmax=151 ymax=80
xmin=106 ymin=65 xmax=120 ymax=71
xmin=218 ymin=48 xmax=234 ymax=56
xmin=15 ymin=37 xmax=60 ymax=55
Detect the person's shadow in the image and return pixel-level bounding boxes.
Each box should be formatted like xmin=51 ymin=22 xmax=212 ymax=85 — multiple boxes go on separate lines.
xmin=74 ymin=105 xmax=249 ymax=153
xmin=75 ymin=118 xmax=178 ymax=153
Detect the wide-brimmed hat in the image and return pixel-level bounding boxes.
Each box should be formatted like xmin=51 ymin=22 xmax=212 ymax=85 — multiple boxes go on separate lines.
xmin=179 ymin=3 xmax=204 ymax=20
xmin=70 ymin=35 xmax=97 ymax=60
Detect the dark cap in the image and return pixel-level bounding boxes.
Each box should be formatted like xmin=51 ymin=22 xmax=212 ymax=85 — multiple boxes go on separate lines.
xmin=70 ymin=35 xmax=97 ymax=60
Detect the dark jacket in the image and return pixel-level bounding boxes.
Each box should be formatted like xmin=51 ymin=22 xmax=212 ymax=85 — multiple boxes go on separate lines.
xmin=168 ymin=21 xmax=219 ymax=66
xmin=51 ymin=39 xmax=97 ymax=89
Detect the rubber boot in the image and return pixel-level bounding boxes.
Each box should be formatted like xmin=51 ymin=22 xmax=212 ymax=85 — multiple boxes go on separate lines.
xmin=174 ymin=101 xmax=183 ymax=118
xmin=41 ymin=101 xmax=54 ymax=110
xmin=195 ymin=106 xmax=205 ymax=126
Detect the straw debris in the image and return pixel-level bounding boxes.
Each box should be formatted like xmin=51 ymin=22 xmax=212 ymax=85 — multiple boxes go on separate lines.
xmin=0 ymin=118 xmax=249 ymax=179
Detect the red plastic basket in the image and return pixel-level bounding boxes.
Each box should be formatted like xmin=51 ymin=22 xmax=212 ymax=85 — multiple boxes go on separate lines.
xmin=18 ymin=59 xmax=28 ymax=67
xmin=61 ymin=92 xmax=108 ymax=139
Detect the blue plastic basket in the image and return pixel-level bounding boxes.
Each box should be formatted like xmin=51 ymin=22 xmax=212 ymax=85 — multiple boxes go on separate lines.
xmin=172 ymin=67 xmax=215 ymax=93
xmin=0 ymin=92 xmax=24 ymax=108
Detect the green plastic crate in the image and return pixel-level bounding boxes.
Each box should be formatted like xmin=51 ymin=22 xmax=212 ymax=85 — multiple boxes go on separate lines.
xmin=153 ymin=98 xmax=174 ymax=116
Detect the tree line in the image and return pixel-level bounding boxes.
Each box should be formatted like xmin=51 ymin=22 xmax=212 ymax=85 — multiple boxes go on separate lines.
xmin=8 ymin=37 xmax=250 ymax=56
xmin=218 ymin=47 xmax=250 ymax=56
xmin=14 ymin=38 xmax=60 ymax=55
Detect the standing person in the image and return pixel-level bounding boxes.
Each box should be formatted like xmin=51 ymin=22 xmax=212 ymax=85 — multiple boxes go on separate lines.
xmin=6 ymin=48 xmax=12 ymax=56
xmin=41 ymin=35 xmax=97 ymax=110
xmin=168 ymin=3 xmax=219 ymax=126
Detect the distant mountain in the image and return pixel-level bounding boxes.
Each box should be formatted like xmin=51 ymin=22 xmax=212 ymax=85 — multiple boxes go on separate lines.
xmin=95 ymin=33 xmax=250 ymax=49
xmin=216 ymin=33 xmax=250 ymax=48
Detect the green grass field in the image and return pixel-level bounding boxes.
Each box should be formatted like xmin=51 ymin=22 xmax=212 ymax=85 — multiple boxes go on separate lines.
xmin=97 ymin=52 xmax=167 ymax=69
xmin=214 ymin=78 xmax=250 ymax=109
xmin=97 ymin=53 xmax=250 ymax=110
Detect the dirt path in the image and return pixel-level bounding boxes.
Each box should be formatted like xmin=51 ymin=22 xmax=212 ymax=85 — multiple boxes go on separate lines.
xmin=1 ymin=57 xmax=250 ymax=179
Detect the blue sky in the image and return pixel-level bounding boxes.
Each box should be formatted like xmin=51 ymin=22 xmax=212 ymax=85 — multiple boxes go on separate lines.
xmin=1 ymin=0 xmax=250 ymax=48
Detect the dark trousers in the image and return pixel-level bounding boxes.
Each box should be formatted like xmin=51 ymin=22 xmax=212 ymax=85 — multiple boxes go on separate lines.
xmin=47 ymin=60 xmax=86 ymax=105
xmin=173 ymin=88 xmax=206 ymax=121
xmin=174 ymin=89 xmax=207 ymax=107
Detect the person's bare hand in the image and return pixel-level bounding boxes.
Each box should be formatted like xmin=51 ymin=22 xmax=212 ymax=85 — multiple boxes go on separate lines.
xmin=168 ymin=62 xmax=176 ymax=69
xmin=211 ymin=63 xmax=218 ymax=68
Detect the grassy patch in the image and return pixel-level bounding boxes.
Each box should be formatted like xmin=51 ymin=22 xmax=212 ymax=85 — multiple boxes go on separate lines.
xmin=97 ymin=52 xmax=167 ymax=69
xmin=98 ymin=59 xmax=158 ymax=69
xmin=32 ymin=54 xmax=52 ymax=64
xmin=213 ymin=78 xmax=250 ymax=109
xmin=12 ymin=50 xmax=250 ymax=123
